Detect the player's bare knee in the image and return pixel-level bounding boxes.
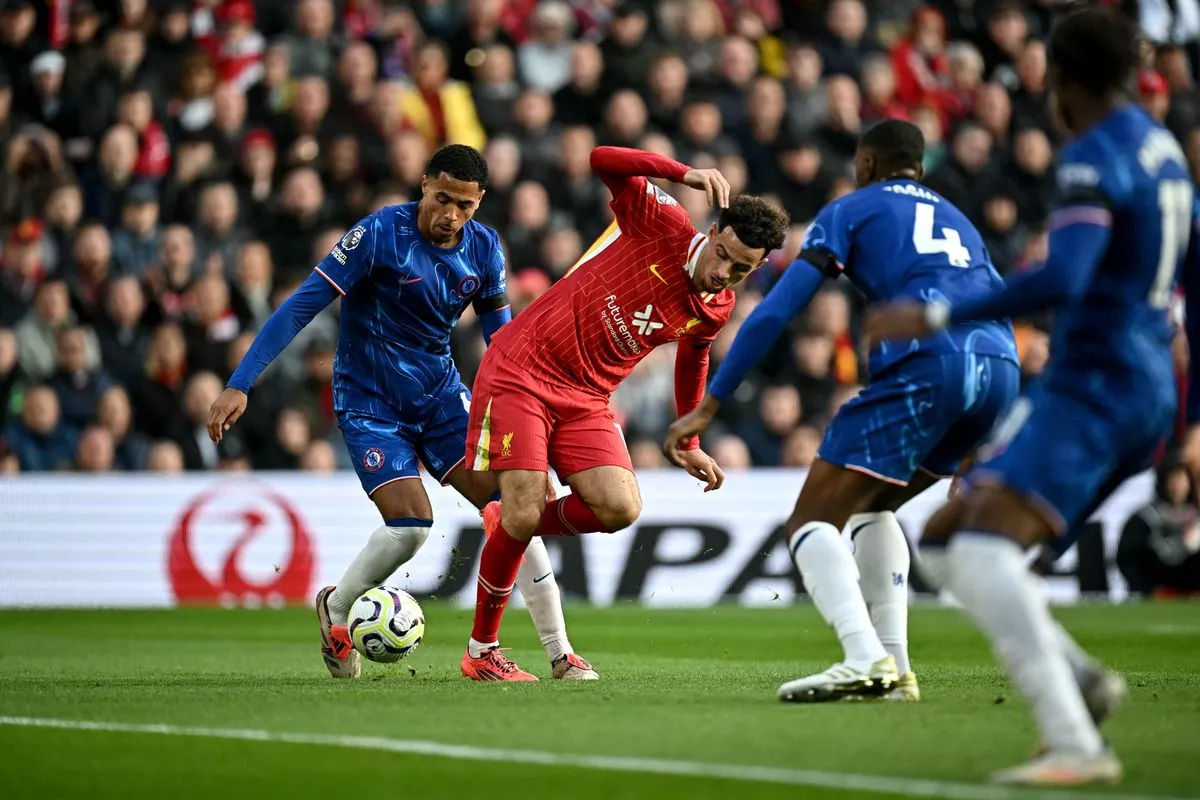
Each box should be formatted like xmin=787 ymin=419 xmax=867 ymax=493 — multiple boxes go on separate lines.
xmin=500 ymin=500 xmax=543 ymax=539
xmin=592 ymin=494 xmax=641 ymax=531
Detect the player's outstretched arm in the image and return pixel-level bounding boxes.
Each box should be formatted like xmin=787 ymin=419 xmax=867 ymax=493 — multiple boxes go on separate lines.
xmin=208 ymin=271 xmax=339 ymax=443
xmin=589 ymin=146 xmax=730 ymax=208
xmin=664 ymin=260 xmax=825 ymax=467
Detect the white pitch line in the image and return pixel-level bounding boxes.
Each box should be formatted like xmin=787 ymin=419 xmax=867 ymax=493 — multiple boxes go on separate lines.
xmin=0 ymin=715 xmax=1194 ymax=800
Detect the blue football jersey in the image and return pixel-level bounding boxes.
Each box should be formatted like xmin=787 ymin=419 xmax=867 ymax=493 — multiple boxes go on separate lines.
xmin=312 ymin=202 xmax=507 ymax=420
xmin=803 ymin=179 xmax=1018 ymax=376
xmin=1047 ymin=105 xmax=1192 ymax=404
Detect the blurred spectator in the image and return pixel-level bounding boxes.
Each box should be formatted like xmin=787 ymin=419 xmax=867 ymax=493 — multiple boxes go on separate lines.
xmin=257 ymin=406 xmax=311 ymax=470
xmin=95 ymin=276 xmax=151 ymax=388
xmin=16 ymin=280 xmax=74 ymax=381
xmin=978 ymin=1 xmax=1028 ymax=87
xmin=784 ymin=42 xmax=826 ymax=139
xmin=1118 ymin=449 xmax=1200 ymax=597
xmin=628 ymin=438 xmax=667 ymax=469
xmin=1010 ymin=39 xmax=1052 ymax=134
xmin=300 ymin=439 xmax=337 ymax=473
xmin=472 ymin=44 xmax=520 ymax=135
xmin=711 ymin=434 xmax=752 ymax=471
xmin=738 ymin=384 xmax=802 ymax=466
xmin=891 ymin=5 xmax=949 ymax=111
xmin=819 ymin=0 xmax=879 ymax=81
xmin=782 ymin=425 xmax=822 ymax=468
xmin=282 ymin=0 xmax=340 ymax=80
xmin=553 ymin=41 xmax=606 ymax=128
xmin=0 ymin=218 xmax=47 ymax=326
xmin=183 ymin=274 xmax=241 ymax=377
xmin=398 ymin=40 xmax=486 ymax=152
xmin=146 ymin=438 xmax=185 ymax=473
xmin=600 ymin=4 xmax=656 ymax=92
xmin=519 ymin=1 xmax=575 ymax=92
xmin=111 ymin=182 xmax=162 ymax=277
xmin=4 ymin=124 xmax=71 ymax=223
xmin=1009 ymin=126 xmax=1054 ymax=226
xmin=926 ymin=122 xmax=995 ymax=222
xmin=28 ymin=50 xmax=80 ymax=142
xmin=4 ymin=384 xmax=77 ymax=472
xmin=41 ymin=180 xmax=83 ymax=274
xmin=194 ymin=181 xmax=245 ymax=276
xmin=131 ymin=322 xmax=189 ymax=439
xmin=74 ymin=425 xmax=115 ymax=472
xmin=49 ymin=325 xmax=111 ymax=430
xmin=68 ymin=221 xmax=113 ymax=323
xmin=174 ymin=369 xmax=240 ymax=469
xmin=82 ymin=123 xmax=139 ymax=228
xmin=0 ymin=327 xmax=20 ymax=430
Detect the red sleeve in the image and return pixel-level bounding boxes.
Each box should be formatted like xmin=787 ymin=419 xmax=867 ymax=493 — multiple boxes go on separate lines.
xmin=591 ymin=147 xmax=694 ymax=238
xmin=673 ymin=339 xmax=711 ymax=451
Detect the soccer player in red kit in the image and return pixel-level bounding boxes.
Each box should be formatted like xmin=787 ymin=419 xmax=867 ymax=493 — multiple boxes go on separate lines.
xmin=461 ymin=146 xmax=790 ymax=680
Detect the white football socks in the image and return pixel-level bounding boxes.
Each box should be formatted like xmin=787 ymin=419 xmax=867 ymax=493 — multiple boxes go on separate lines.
xmin=327 ymin=522 xmax=432 ymax=625
xmin=517 ymin=536 xmax=573 ymax=662
xmin=946 ymin=533 xmax=1104 ymax=755
xmin=850 ymin=512 xmax=912 ymax=675
xmin=790 ymin=521 xmax=889 ymax=670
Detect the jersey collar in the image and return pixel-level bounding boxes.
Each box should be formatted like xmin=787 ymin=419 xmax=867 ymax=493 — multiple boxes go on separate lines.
xmin=685 ymin=233 xmax=707 ymax=279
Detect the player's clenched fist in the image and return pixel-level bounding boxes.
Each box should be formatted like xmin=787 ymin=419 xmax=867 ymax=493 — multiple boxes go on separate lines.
xmin=207 ymin=387 xmax=248 ymax=443
xmin=682 ymin=167 xmax=731 ymax=209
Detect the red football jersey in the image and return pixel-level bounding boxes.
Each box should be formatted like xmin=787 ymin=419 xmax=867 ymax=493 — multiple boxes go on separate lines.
xmin=491 ymin=169 xmax=735 ymax=397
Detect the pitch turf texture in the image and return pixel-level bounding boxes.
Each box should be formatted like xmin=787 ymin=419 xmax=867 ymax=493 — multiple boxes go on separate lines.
xmin=1 ymin=604 xmax=1198 ymax=800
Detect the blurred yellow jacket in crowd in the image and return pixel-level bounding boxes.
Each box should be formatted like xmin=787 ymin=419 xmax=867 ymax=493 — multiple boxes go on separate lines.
xmin=396 ymin=80 xmax=487 ymax=153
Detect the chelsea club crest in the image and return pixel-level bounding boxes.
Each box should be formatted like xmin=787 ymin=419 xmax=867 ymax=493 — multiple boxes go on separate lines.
xmin=457 ymin=275 xmax=481 ymax=297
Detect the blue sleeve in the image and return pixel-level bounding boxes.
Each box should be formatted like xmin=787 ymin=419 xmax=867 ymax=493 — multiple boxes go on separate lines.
xmin=227 ymin=271 xmax=339 ymax=393
xmin=798 ymin=200 xmax=853 ymax=274
xmin=313 ymin=215 xmax=380 ymax=296
xmin=478 ymin=238 xmax=508 ymax=299
xmin=950 ymin=149 xmax=1115 ymax=325
xmin=1187 ymin=206 xmax=1200 ymax=423
xmin=708 ymin=260 xmax=826 ymax=401
xmin=481 ymin=306 xmax=511 ymax=345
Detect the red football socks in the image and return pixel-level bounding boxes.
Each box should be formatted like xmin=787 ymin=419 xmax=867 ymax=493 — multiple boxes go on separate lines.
xmin=471 ymin=524 xmax=529 ymax=644
xmin=536 ymin=494 xmax=609 ymax=536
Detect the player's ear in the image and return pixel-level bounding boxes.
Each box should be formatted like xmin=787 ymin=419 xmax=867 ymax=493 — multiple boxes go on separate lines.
xmin=707 ymin=222 xmax=719 ymax=239
xmin=420 ymin=175 xmax=428 ymax=195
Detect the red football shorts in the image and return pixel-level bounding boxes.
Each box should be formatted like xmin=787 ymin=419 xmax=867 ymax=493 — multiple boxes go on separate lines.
xmin=465 ymin=349 xmax=632 ymax=478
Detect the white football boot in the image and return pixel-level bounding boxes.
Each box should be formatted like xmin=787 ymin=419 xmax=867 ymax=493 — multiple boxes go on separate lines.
xmin=551 ymin=653 xmax=600 ymax=680
xmin=778 ymin=655 xmax=898 ymax=703
xmin=991 ymin=750 xmax=1123 ymax=787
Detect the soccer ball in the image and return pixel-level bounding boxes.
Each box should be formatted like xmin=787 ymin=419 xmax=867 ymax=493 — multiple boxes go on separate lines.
xmin=348 ymin=586 xmax=425 ymax=663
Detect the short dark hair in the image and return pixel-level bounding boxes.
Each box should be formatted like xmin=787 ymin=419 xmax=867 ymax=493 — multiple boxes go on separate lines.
xmin=425 ymin=144 xmax=489 ymax=189
xmin=1048 ymin=7 xmax=1138 ymax=98
xmin=859 ymin=119 xmax=925 ymax=174
xmin=719 ymin=195 xmax=789 ymax=253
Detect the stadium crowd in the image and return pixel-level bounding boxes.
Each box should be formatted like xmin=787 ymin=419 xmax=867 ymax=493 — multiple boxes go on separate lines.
xmin=0 ymin=0 xmax=1198 ymax=475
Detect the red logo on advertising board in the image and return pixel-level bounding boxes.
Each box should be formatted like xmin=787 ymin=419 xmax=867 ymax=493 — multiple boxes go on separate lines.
xmin=167 ymin=484 xmax=315 ymax=606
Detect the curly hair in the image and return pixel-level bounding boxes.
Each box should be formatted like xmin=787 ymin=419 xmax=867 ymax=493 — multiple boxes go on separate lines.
xmin=425 ymin=144 xmax=489 ymax=189
xmin=718 ymin=195 xmax=790 ymax=253
xmin=1049 ymin=6 xmax=1139 ymax=98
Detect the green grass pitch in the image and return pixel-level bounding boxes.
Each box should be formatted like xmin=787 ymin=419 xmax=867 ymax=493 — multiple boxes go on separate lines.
xmin=1 ymin=603 xmax=1199 ymax=800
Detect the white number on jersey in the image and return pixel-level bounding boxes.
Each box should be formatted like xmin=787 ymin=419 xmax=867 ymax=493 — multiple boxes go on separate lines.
xmin=1149 ymin=180 xmax=1193 ymax=309
xmin=912 ymin=202 xmax=971 ymax=268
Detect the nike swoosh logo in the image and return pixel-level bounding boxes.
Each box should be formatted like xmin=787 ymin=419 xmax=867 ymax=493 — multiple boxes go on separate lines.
xmin=532 ymin=572 xmax=552 ymax=584
xmin=648 ymin=264 xmax=667 ymax=285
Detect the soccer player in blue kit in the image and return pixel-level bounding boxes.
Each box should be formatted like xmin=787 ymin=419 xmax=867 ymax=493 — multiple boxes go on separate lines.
xmin=208 ymin=145 xmax=597 ymax=682
xmin=665 ymin=119 xmax=1021 ymax=702
xmin=868 ymin=8 xmax=1193 ymax=786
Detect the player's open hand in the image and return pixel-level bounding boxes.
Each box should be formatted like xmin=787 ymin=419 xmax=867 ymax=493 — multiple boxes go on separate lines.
xmin=682 ymin=168 xmax=731 ymax=209
xmin=676 ymin=448 xmax=726 ymax=492
xmin=864 ymin=301 xmax=933 ymax=345
xmin=663 ymin=408 xmax=715 ymax=467
xmin=207 ymin=387 xmax=248 ymax=444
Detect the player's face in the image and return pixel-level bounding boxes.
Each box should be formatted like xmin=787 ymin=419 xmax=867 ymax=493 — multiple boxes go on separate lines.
xmin=696 ymin=226 xmax=767 ymax=292
xmin=1047 ymin=65 xmax=1080 ymax=136
xmin=853 ymin=148 xmax=875 ymax=188
xmin=419 ymin=173 xmax=485 ymax=246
